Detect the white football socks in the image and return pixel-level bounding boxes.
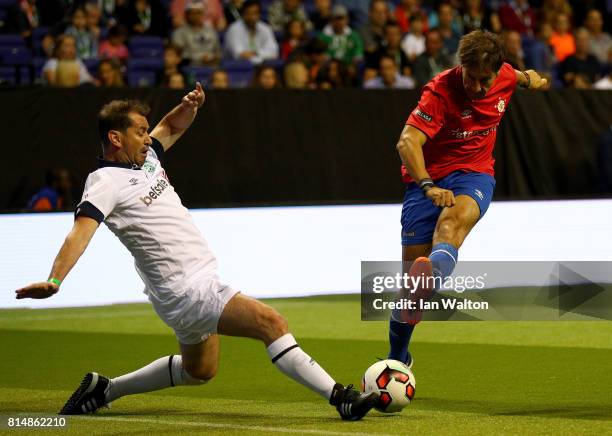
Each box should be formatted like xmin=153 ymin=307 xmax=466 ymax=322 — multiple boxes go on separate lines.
xmin=104 ymin=355 xmax=204 ymax=403
xmin=266 ymin=333 xmax=336 ymax=400
xmin=104 ymin=335 xmax=335 ymax=403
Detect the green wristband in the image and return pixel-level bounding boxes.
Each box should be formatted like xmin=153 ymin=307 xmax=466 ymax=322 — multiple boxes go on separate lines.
xmin=47 ymin=278 xmax=62 ymax=286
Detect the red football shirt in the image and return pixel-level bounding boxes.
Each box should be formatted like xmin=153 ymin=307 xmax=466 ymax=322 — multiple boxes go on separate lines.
xmin=402 ymin=63 xmax=517 ymax=183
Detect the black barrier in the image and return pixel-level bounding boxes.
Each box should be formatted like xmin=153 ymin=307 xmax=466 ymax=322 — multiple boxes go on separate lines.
xmin=1 ymin=87 xmax=610 ymax=211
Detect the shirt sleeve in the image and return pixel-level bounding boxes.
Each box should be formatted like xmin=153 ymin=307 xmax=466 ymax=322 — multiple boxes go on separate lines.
xmin=149 ymin=137 xmax=165 ymax=160
xmin=405 ymin=86 xmax=446 ymax=139
xmin=75 ymin=171 xmax=118 ymax=223
xmin=223 ymin=23 xmax=242 ymax=58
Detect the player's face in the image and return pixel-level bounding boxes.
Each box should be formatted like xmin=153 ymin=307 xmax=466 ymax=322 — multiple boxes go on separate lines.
xmin=122 ymin=113 xmax=152 ymax=167
xmin=242 ymin=5 xmax=260 ymax=28
xmin=462 ymin=67 xmax=498 ymax=100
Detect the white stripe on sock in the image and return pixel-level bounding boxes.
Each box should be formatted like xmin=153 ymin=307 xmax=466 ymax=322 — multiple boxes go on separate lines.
xmin=430 ymin=249 xmax=457 ymax=265
xmin=266 ymin=334 xmax=336 ymax=400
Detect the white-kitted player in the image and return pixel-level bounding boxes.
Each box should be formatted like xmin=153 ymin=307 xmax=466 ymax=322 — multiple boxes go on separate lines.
xmin=15 ymin=83 xmax=377 ymax=421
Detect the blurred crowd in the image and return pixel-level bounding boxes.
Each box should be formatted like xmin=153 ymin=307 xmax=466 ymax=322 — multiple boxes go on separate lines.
xmin=0 ymin=0 xmax=610 ymax=89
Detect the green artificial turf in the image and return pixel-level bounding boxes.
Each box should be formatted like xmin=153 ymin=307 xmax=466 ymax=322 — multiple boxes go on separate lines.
xmin=1 ymin=294 xmax=611 ymax=435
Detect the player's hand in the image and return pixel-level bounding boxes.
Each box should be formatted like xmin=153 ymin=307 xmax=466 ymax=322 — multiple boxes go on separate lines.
xmin=181 ymin=82 xmax=205 ymax=111
xmin=525 ymin=70 xmax=548 ymax=90
xmin=15 ymin=282 xmax=59 ymax=299
xmin=425 ymin=187 xmax=455 ymax=207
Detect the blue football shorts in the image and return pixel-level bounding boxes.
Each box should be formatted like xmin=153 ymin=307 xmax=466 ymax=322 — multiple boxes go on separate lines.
xmin=401 ymin=171 xmax=496 ymax=246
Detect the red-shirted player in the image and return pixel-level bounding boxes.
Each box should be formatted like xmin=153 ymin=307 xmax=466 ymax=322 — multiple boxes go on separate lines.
xmin=388 ymin=30 xmax=547 ymax=366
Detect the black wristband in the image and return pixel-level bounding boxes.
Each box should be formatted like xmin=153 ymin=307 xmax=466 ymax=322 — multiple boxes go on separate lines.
xmin=418 ymin=178 xmax=435 ymax=192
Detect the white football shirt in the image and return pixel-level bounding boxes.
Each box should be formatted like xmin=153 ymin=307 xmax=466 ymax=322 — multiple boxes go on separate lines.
xmin=76 ymin=139 xmax=219 ymax=305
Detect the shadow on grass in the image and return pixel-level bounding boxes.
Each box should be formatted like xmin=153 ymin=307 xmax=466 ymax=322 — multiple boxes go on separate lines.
xmin=414 ymin=397 xmax=612 ymax=421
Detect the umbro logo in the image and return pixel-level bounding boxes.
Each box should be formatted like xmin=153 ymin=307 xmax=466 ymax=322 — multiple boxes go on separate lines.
xmin=461 ymin=109 xmax=472 ymax=118
xmin=129 ymin=178 xmax=139 ymax=185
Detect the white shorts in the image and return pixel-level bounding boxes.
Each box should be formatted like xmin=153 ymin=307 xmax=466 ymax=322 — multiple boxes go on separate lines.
xmin=150 ymin=274 xmax=239 ymax=345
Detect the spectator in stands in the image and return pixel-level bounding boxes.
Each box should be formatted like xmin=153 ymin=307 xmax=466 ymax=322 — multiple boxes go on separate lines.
xmin=96 ymin=59 xmax=125 ymax=87
xmin=252 ymin=64 xmax=281 ymax=88
xmin=303 ymin=37 xmax=328 ymax=84
xmin=27 ymin=168 xmax=73 ymax=212
xmin=268 ymin=0 xmax=312 ymax=33
xmin=364 ymin=21 xmax=411 ymax=82
xmin=210 ymin=68 xmax=230 ymax=87
xmin=560 ymin=27 xmax=602 ymax=88
xmin=502 ymin=30 xmax=526 ymax=71
xmin=172 ymin=1 xmax=221 ymax=66
xmin=224 ymin=0 xmax=279 ymax=64
xmin=170 ymin=0 xmax=227 ymax=31
xmin=315 ymin=58 xmax=349 ymax=88
xmin=123 ymin=0 xmax=169 ymax=37
xmin=160 ymin=43 xmax=185 ymax=85
xmin=43 ymin=35 xmax=94 ymax=86
xmin=85 ymin=2 xmax=103 ymax=41
xmin=524 ymin=21 xmax=556 ymax=80
xmin=359 ymin=0 xmax=388 ymax=58
xmin=435 ymin=3 xmax=461 ymax=57
xmin=64 ymin=7 xmax=98 ymax=59
xmin=401 ymin=15 xmax=425 ymax=62
xmin=54 ymin=60 xmax=82 ymax=87
xmin=97 ymin=0 xmax=123 ymax=26
xmin=335 ymin=0 xmax=369 ymax=31
xmin=224 ymin=0 xmax=243 ymax=26
xmin=395 ymin=0 xmax=427 ymax=35
xmin=412 ymin=29 xmax=453 ymax=88
xmin=281 ymin=19 xmax=307 ymax=60
xmin=319 ymin=5 xmax=363 ymax=66
xmin=461 ymin=0 xmax=500 ymax=34
xmin=540 ymin=0 xmax=572 ymax=27
xmin=309 ymin=0 xmax=331 ymax=32
xmin=283 ymin=60 xmax=309 ymax=88
xmin=497 ymin=0 xmax=537 ymax=37
xmin=584 ymin=9 xmax=611 ymax=65
xmin=165 ymin=71 xmax=187 ymax=88
xmin=99 ymin=24 xmax=130 ymax=63
xmin=427 ymin=1 xmax=461 ymax=32
xmin=364 ymin=54 xmax=414 ymax=89
xmin=4 ymin=0 xmax=40 ymax=41
xmin=549 ymin=12 xmax=575 ymax=62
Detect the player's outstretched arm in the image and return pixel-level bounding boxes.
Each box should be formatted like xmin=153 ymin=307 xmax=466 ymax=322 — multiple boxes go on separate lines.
xmin=515 ymin=69 xmax=548 ymax=90
xmin=397 ymin=125 xmax=455 ymax=207
xmin=150 ymin=82 xmax=206 ymax=152
xmin=15 ymin=216 xmax=99 ymax=299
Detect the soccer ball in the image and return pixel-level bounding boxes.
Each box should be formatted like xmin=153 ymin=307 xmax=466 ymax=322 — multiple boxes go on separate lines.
xmin=361 ymin=359 xmax=416 ymax=413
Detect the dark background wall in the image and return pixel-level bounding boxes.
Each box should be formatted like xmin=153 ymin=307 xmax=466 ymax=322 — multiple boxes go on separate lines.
xmin=1 ymin=87 xmax=610 ymax=211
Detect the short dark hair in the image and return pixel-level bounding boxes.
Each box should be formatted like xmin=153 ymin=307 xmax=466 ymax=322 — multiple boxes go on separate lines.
xmin=379 ymin=54 xmax=396 ymax=67
xmin=409 ymin=14 xmax=423 ymax=24
xmin=164 ymin=42 xmax=183 ymax=56
xmin=458 ymin=30 xmax=504 ymax=72
xmin=241 ymin=0 xmax=260 ymax=15
xmin=384 ymin=20 xmax=400 ymax=32
xmin=98 ymin=100 xmax=150 ymax=147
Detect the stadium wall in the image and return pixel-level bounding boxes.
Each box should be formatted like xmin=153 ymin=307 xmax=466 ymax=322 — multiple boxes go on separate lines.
xmin=2 ymin=199 xmax=612 ymax=309
xmin=1 ymin=88 xmax=610 ymax=211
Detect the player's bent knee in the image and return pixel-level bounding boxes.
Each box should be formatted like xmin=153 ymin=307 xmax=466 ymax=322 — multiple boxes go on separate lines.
xmin=184 ymin=362 xmax=217 ymax=382
xmin=256 ymin=306 xmax=288 ymax=344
